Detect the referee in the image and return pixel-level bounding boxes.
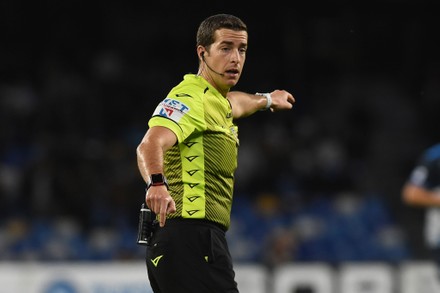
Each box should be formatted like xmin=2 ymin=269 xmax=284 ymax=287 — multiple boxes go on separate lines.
xmin=136 ymin=14 xmax=295 ymax=293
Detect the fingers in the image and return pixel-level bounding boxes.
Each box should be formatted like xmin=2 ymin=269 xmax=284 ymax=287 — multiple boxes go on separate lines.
xmin=167 ymin=200 xmax=177 ymax=214
xmin=145 ymin=193 xmax=154 ymax=211
xmin=287 ymin=93 xmax=295 ymax=105
xmin=280 ymin=90 xmax=295 ymax=105
xmin=159 ymin=201 xmax=168 ymax=227
xmin=270 ymin=90 xmax=295 ymax=111
xmin=158 ymin=199 xmax=176 ymax=227
xmin=158 ymin=198 xmax=168 ymax=227
xmin=146 ymin=190 xmax=175 ymax=227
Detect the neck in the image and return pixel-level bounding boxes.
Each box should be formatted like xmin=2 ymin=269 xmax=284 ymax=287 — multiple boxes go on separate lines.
xmin=196 ymin=69 xmax=229 ymax=97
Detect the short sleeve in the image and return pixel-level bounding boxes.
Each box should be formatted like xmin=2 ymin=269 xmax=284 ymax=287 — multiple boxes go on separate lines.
xmin=148 ymin=95 xmax=205 ymax=142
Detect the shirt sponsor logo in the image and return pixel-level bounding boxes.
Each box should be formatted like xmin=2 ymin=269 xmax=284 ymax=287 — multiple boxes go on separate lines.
xmin=153 ymin=98 xmax=190 ymax=122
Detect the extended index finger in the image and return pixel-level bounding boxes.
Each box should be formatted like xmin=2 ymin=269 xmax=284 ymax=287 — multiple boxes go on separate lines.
xmin=159 ymin=199 xmax=170 ymax=227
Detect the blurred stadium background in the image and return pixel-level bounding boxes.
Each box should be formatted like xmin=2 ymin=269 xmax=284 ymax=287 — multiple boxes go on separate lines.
xmin=1 ymin=1 xmax=440 ymax=292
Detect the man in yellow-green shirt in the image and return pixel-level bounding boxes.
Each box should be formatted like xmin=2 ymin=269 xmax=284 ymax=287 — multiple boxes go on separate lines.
xmin=136 ymin=14 xmax=295 ymax=293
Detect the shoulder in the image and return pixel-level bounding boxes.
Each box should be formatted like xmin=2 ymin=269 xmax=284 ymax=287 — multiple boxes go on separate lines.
xmin=423 ymin=144 xmax=440 ymax=162
xmin=169 ymin=74 xmax=206 ymax=97
xmin=163 ymin=76 xmax=204 ymax=110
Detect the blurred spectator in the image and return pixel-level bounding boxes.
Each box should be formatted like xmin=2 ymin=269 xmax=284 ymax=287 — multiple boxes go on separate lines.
xmin=402 ymin=143 xmax=440 ymax=274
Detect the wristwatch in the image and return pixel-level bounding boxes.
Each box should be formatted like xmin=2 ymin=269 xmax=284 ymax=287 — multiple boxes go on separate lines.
xmin=147 ymin=173 xmax=169 ymax=190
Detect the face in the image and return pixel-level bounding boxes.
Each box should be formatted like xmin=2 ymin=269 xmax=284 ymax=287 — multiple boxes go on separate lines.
xmin=199 ymin=28 xmax=248 ymax=95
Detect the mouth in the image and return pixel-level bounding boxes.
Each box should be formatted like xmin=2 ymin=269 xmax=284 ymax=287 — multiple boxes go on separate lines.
xmin=224 ymin=69 xmax=240 ymax=77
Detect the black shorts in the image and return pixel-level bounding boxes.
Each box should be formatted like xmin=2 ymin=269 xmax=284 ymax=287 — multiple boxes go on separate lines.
xmin=145 ymin=218 xmax=239 ymax=293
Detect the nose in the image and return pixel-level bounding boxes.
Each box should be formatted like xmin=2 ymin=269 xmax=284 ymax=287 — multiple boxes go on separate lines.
xmin=230 ymin=49 xmax=241 ymax=63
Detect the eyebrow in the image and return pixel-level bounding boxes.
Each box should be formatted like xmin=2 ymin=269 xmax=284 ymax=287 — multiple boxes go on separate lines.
xmin=219 ymin=40 xmax=248 ymax=48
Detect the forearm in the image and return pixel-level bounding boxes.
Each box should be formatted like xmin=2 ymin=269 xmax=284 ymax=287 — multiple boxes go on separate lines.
xmin=402 ymin=184 xmax=440 ymax=207
xmin=228 ymin=89 xmax=295 ymax=119
xmin=228 ymin=91 xmax=269 ymax=119
xmin=136 ymin=140 xmax=165 ymax=184
xmin=136 ymin=126 xmax=177 ymax=224
xmin=136 ymin=126 xmax=177 ymax=183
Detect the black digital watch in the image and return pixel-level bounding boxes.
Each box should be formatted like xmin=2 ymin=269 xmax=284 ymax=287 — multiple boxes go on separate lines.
xmin=147 ymin=173 xmax=169 ymax=190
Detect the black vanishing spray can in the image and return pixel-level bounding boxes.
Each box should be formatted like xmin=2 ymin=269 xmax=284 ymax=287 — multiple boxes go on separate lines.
xmin=136 ymin=203 xmax=157 ymax=246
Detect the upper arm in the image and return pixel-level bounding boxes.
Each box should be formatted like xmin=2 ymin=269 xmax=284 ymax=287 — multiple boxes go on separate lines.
xmin=139 ymin=126 xmax=177 ymax=153
xmin=227 ymin=93 xmax=241 ymax=119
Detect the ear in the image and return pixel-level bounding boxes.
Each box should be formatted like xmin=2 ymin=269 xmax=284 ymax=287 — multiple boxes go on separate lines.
xmin=197 ymin=46 xmax=205 ymax=60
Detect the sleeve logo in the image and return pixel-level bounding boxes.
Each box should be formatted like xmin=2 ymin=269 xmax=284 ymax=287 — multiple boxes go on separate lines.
xmin=153 ymin=98 xmax=190 ymax=122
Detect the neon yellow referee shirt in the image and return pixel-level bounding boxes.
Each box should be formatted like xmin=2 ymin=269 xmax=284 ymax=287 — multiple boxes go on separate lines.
xmin=148 ymin=74 xmax=239 ymax=230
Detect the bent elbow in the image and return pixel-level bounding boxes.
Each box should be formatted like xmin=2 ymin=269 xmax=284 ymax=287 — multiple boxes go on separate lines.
xmin=136 ymin=142 xmax=146 ymax=160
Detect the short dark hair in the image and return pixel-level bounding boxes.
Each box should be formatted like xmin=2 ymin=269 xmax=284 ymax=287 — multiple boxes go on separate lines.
xmin=196 ymin=14 xmax=247 ymax=48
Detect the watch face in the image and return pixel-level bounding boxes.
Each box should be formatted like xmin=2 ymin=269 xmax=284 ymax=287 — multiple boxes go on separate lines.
xmin=151 ymin=173 xmax=164 ymax=184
